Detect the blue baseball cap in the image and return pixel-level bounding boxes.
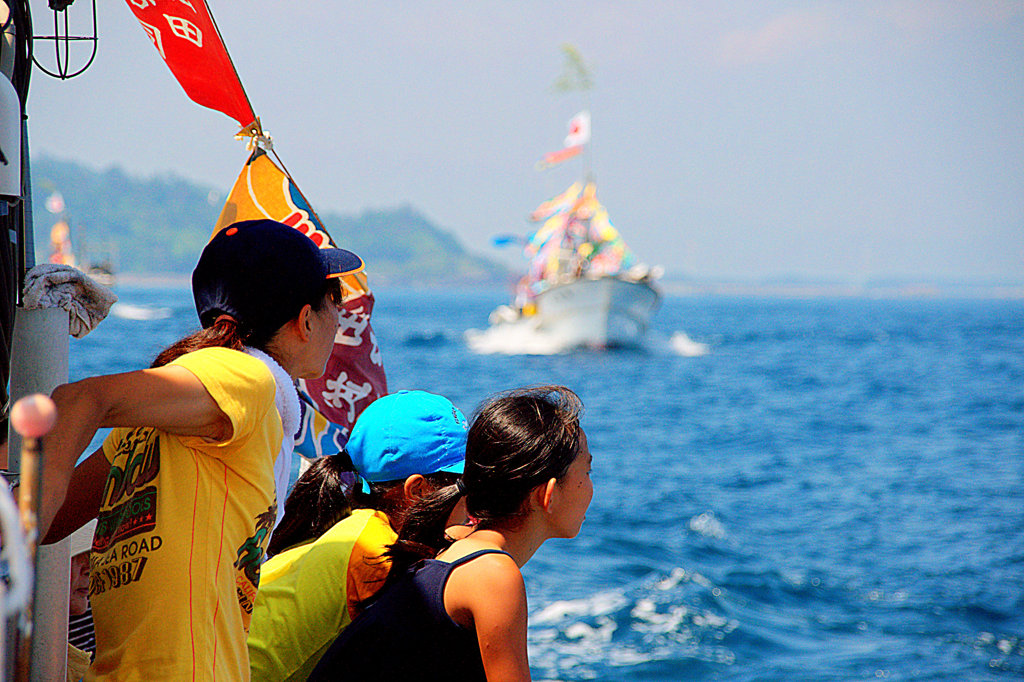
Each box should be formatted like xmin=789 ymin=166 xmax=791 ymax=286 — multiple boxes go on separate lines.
xmin=346 ymin=391 xmax=468 ymax=493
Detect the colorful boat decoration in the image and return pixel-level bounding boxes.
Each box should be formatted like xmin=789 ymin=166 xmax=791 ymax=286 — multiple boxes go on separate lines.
xmin=469 ymin=112 xmax=662 ymax=354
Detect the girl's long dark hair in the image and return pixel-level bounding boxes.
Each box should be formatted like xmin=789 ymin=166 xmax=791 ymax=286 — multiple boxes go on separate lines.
xmin=385 ymin=385 xmax=583 ymax=576
xmin=151 ymin=318 xmax=246 ymax=368
xmin=267 ymin=451 xmax=462 ymax=557
xmin=268 ymin=455 xmax=354 ymax=556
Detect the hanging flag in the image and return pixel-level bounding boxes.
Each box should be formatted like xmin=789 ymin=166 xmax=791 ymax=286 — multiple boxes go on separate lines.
xmin=563 ymin=110 xmax=591 ymax=148
xmin=535 ymin=145 xmax=583 ymax=171
xmin=535 ymin=111 xmax=591 ymax=170
xmin=215 ymin=150 xmax=328 ymax=242
xmin=125 ymin=0 xmax=258 ymax=134
xmin=215 ymin=149 xmax=388 ymax=456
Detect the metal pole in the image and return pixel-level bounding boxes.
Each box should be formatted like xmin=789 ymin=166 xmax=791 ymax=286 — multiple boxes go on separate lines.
xmin=8 ymin=307 xmax=70 ymax=682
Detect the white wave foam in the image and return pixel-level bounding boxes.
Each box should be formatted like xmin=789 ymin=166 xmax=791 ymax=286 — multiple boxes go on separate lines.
xmin=656 ymin=567 xmax=689 ymax=590
xmin=466 ymin=323 xmax=713 ymax=357
xmin=532 ymin=591 xmax=629 ymax=624
xmin=670 ymin=331 xmax=710 ymax=357
xmin=631 ymin=599 xmax=690 ymax=633
xmin=528 ymin=569 xmax=739 ymax=678
xmin=464 ymin=325 xmax=571 ymax=355
xmin=564 ymin=617 xmax=616 ymax=642
xmin=111 ymin=303 xmax=173 ymax=320
xmin=688 ymin=511 xmax=727 ymax=538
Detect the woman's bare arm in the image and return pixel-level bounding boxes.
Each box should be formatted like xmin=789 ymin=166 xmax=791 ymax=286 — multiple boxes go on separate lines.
xmin=39 ymin=365 xmax=231 ymax=538
xmin=445 ymin=553 xmax=532 ymax=682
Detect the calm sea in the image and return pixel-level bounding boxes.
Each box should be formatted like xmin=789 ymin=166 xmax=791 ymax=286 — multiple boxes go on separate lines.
xmin=71 ymin=285 xmax=1024 ymax=681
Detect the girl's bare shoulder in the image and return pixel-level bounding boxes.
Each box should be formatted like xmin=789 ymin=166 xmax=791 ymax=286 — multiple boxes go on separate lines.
xmin=443 ymin=546 xmax=526 ymax=628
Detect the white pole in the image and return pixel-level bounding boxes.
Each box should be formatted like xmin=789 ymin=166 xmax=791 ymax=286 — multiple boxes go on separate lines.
xmin=8 ymin=307 xmax=70 ymax=682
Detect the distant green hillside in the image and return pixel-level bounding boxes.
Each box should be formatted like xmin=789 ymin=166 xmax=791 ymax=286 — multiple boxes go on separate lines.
xmin=29 ymin=156 xmax=507 ymax=285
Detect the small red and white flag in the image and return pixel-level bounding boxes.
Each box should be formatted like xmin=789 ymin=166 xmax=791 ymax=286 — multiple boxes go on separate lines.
xmin=536 ymin=111 xmax=592 ymax=170
xmin=563 ymin=110 xmax=590 ymax=148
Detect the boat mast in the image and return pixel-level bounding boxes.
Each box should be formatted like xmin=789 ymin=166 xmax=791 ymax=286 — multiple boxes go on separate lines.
xmin=551 ymin=45 xmax=596 ymax=278
xmin=552 ymin=44 xmax=594 ymax=180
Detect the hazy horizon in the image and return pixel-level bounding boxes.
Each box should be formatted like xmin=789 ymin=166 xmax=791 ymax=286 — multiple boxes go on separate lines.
xmin=23 ymin=1 xmax=1024 ymax=282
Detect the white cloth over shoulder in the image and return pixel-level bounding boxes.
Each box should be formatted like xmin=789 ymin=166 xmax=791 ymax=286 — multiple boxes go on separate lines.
xmin=244 ymin=347 xmax=300 ymax=529
xmin=22 ymin=263 xmax=117 ymax=338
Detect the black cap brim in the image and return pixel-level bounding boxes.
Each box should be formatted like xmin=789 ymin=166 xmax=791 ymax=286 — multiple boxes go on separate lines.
xmin=322 ymin=247 xmax=364 ymax=279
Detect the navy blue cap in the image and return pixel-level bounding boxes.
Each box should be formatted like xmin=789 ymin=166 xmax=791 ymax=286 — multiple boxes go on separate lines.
xmin=192 ymin=220 xmax=362 ymax=340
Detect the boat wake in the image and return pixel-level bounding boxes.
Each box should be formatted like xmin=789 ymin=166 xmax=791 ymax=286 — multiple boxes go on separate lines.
xmin=111 ymin=303 xmax=173 ymax=321
xmin=669 ymin=332 xmax=710 ymax=357
xmin=464 ymin=324 xmax=573 ymax=356
xmin=466 ymin=326 xmax=711 ymax=357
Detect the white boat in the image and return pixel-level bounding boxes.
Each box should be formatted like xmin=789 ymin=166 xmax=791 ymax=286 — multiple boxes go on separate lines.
xmin=472 ymin=179 xmax=662 ymax=354
xmin=488 ymin=273 xmax=660 ymax=350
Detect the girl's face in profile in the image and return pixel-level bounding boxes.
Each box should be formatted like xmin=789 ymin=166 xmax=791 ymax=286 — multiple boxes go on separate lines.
xmin=553 ymin=429 xmax=594 ymax=538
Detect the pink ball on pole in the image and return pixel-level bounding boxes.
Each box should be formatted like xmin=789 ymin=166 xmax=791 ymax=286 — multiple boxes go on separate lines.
xmin=10 ymin=394 xmax=58 ymax=439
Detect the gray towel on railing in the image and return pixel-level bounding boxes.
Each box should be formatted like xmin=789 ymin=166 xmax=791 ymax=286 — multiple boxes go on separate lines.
xmin=22 ymin=264 xmax=118 ymax=338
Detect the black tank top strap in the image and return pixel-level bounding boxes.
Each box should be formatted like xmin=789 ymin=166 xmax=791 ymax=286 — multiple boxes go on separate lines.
xmin=445 ymin=548 xmax=513 ymax=569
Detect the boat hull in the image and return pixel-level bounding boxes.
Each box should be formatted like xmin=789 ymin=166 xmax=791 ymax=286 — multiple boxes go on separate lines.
xmin=532 ymin=277 xmax=660 ymax=348
xmin=472 ymin=277 xmax=660 ymax=354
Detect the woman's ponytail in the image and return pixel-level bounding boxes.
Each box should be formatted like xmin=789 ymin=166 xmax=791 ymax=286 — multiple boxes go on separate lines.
xmin=380 ymin=482 xmax=466 ymax=581
xmin=151 ymin=317 xmax=246 ymax=368
xmin=267 ymin=455 xmax=354 ymax=556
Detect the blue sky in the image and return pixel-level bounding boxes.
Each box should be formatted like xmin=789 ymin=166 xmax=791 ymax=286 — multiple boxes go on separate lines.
xmin=25 ymin=1 xmax=1024 ymax=281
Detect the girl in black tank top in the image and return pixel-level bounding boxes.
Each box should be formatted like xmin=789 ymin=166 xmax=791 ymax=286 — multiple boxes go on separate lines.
xmin=311 ymin=386 xmax=593 ymax=681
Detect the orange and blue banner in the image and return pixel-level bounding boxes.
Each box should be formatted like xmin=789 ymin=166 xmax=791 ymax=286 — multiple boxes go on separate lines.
xmin=216 ymin=149 xmax=387 ymax=455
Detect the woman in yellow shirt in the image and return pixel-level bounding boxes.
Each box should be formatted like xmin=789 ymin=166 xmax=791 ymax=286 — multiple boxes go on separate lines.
xmin=42 ymin=219 xmax=362 ymax=681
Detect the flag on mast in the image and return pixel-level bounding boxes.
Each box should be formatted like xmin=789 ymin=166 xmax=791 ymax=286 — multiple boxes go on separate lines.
xmin=126 ymin=0 xmax=388 ymax=459
xmin=563 ymin=110 xmax=590 ymax=147
xmin=536 ymin=110 xmax=591 ymax=170
xmin=124 ymin=0 xmax=259 ymax=135
xmin=215 ymin=149 xmax=387 ymax=454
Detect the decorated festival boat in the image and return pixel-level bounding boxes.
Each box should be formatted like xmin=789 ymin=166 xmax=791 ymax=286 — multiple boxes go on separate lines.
xmin=470 ymin=110 xmax=662 ymax=353
xmin=484 ymin=180 xmax=662 ymax=350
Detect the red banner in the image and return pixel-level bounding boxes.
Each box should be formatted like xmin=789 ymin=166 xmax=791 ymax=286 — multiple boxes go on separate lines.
xmin=125 ymin=0 xmax=257 ymax=132
xmin=299 ymin=292 xmax=388 ymax=439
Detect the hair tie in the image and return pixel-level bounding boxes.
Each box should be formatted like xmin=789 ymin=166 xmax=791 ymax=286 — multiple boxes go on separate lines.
xmin=214 ymin=314 xmax=238 ymax=327
xmin=456 ymin=478 xmax=467 ymax=496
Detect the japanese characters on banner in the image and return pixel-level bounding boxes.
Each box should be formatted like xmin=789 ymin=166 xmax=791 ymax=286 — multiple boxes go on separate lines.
xmin=296 ymin=294 xmax=385 ymax=456
xmin=124 ymin=0 xmax=257 ymax=131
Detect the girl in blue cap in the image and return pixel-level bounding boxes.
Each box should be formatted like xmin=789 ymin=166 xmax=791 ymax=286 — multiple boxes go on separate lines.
xmin=248 ymin=390 xmax=469 ymax=681
xmin=40 ymin=220 xmax=362 ymax=681
xmin=310 ymin=385 xmax=593 ymax=682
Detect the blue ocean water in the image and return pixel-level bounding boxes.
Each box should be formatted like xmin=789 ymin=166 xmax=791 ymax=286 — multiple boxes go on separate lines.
xmin=73 ymin=285 xmax=1024 ymax=680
